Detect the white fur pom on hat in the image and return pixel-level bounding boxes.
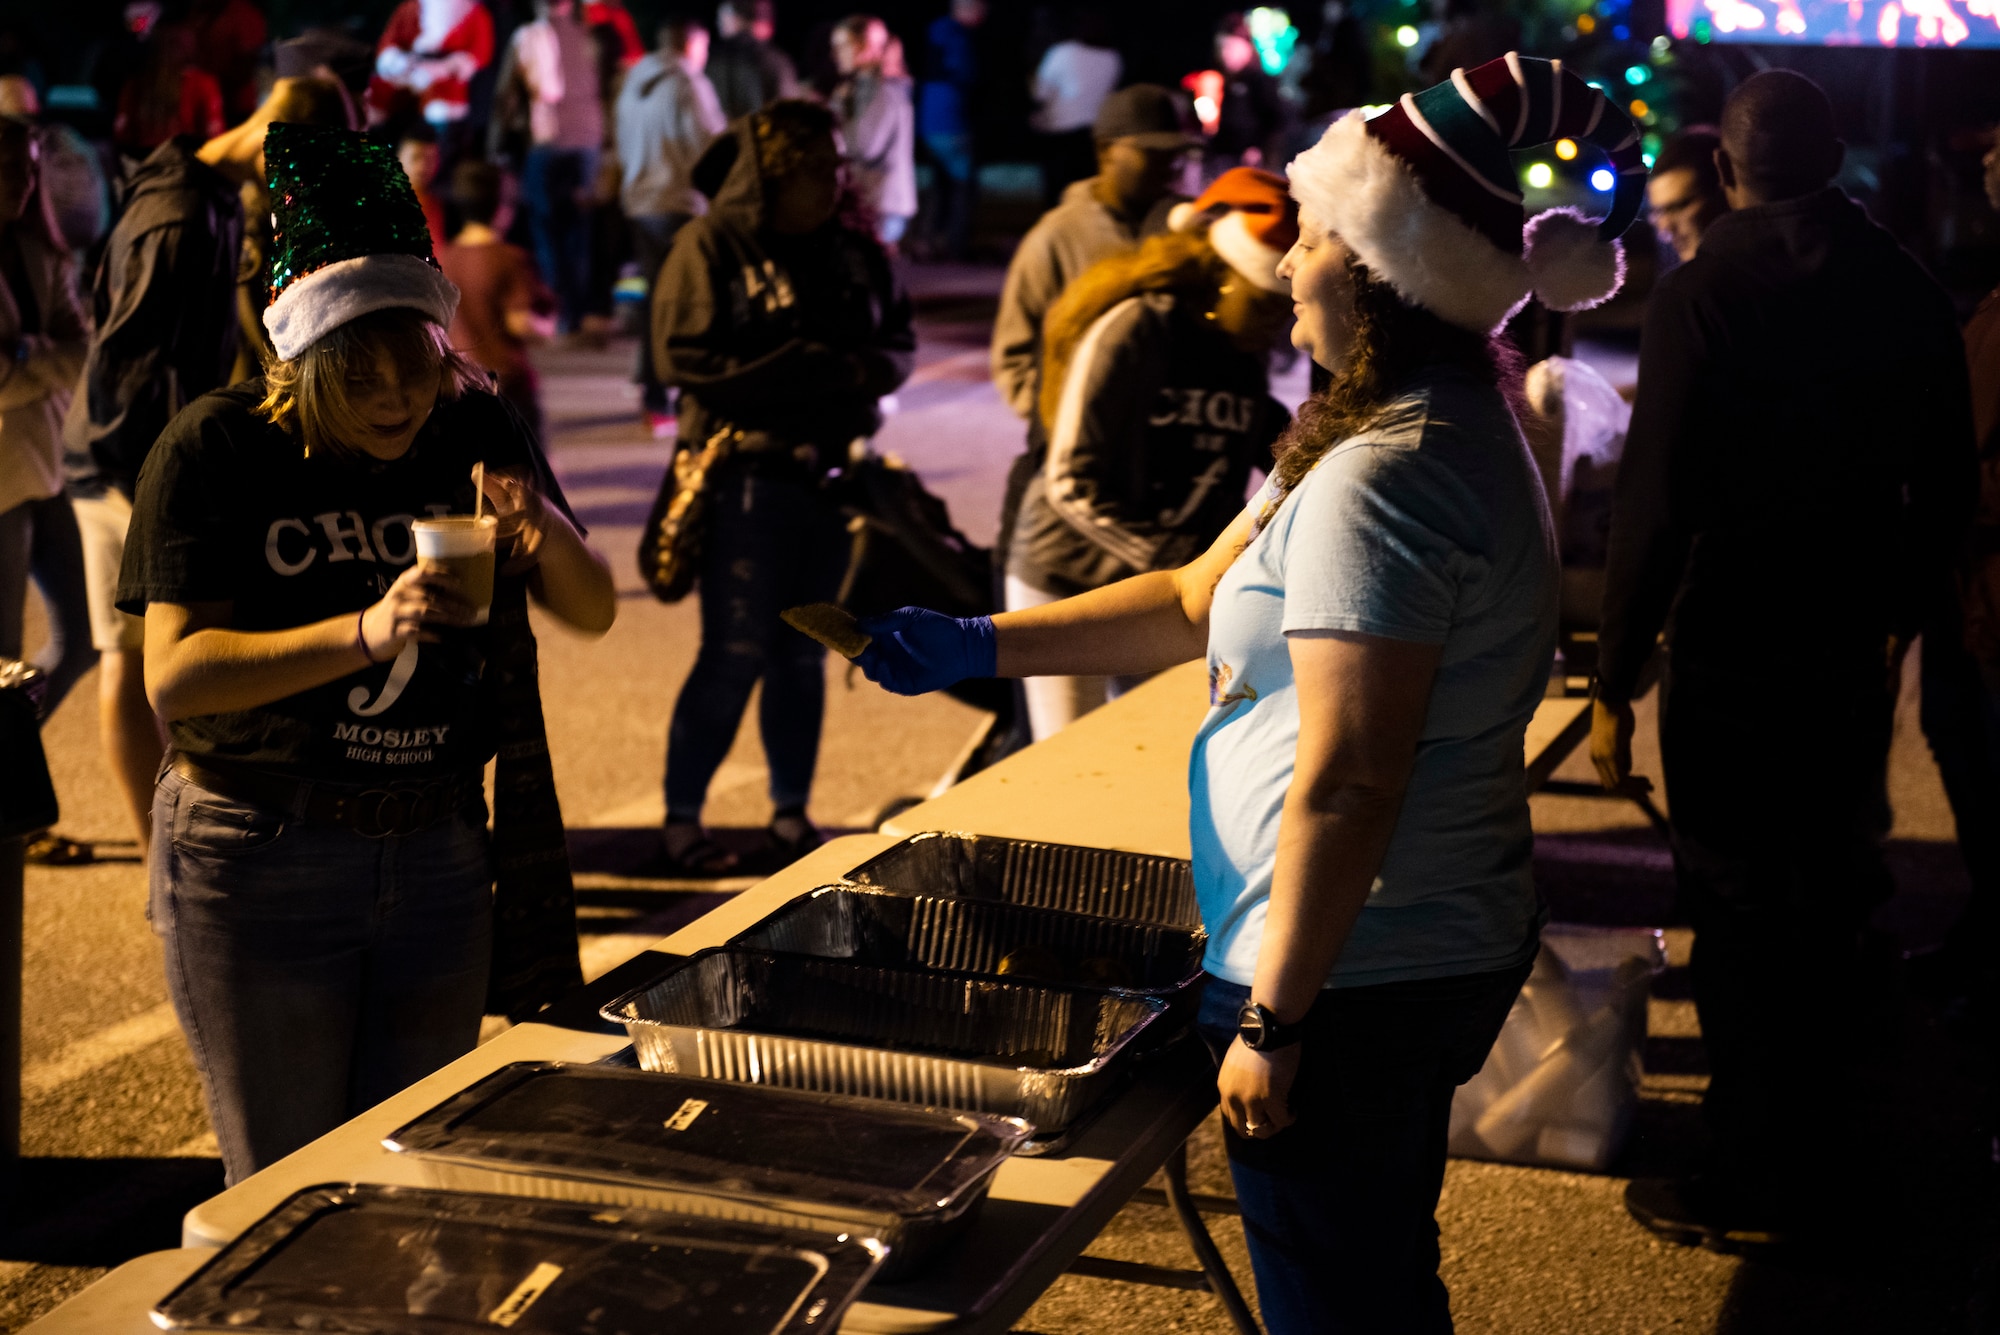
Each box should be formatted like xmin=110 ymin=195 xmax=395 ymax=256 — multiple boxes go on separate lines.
xmin=1285 ymin=54 xmax=1649 ymax=332
xmin=260 ymin=121 xmax=460 ymax=361
xmin=1168 ymin=166 xmax=1301 ymax=294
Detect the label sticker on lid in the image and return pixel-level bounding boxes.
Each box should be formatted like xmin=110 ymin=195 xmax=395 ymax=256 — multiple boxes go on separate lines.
xmin=663 ymin=1097 xmax=709 ymax=1132
xmin=487 ymin=1262 xmax=564 ymax=1327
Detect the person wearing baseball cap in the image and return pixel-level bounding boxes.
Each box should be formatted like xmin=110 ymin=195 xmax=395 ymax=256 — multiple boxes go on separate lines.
xmin=845 ymin=54 xmax=1651 ymax=1329
xmin=1004 ymin=166 xmax=1295 ymax=739
xmin=989 ymin=84 xmax=1198 ymax=732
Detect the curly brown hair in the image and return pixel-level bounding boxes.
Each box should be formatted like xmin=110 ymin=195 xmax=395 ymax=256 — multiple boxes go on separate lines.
xmin=1271 ymin=260 xmax=1523 ymax=495
xmin=1037 ymin=230 xmax=1233 ymax=435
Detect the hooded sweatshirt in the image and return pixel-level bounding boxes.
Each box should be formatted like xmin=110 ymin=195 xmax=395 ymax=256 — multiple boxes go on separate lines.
xmin=1010 ymin=290 xmax=1285 ymax=595
xmin=651 ymin=118 xmax=915 ymax=466
xmin=63 ymin=137 xmax=242 ymax=500
xmin=1598 ymin=187 xmax=1976 ymax=704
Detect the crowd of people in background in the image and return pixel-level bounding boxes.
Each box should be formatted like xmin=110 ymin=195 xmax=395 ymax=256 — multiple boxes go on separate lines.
xmin=0 ymin=1 xmax=1995 ymax=1325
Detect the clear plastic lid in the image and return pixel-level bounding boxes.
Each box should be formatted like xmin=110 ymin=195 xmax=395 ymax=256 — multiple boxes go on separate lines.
xmin=152 ymin=1182 xmax=884 ymax=1335
xmin=386 ymin=1063 xmax=1031 ymax=1217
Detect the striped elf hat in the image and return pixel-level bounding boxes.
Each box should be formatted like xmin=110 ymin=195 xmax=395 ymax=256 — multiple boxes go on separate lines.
xmin=1287 ymin=53 xmax=1647 ymax=333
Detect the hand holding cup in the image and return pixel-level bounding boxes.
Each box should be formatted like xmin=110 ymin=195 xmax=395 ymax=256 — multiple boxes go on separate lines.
xmin=359 ymin=561 xmax=479 ymax=659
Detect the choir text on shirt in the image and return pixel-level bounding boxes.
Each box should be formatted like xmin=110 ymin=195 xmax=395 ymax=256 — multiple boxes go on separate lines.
xmin=264 ymin=506 xmax=455 ymax=575
xmin=1149 ymin=388 xmax=1259 ymax=433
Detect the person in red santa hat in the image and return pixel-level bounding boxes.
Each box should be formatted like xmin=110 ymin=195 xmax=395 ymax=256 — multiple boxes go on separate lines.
xmin=368 ymin=0 xmax=495 ymax=136
xmin=844 ymin=54 xmax=1648 ymax=1330
xmin=1003 ymin=165 xmax=1296 ymax=740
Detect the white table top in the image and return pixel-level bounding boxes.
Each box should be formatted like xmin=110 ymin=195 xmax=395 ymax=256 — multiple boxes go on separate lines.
xmin=884 ymin=660 xmax=1593 ymax=852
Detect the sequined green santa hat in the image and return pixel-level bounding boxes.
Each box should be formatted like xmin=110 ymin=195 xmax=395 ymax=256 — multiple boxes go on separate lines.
xmin=1286 ymin=53 xmax=1648 ymax=333
xmin=262 ymin=122 xmax=458 ymax=361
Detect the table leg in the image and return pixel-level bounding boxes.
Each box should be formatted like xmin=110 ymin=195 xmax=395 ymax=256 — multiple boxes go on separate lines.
xmin=1161 ymin=1142 xmax=1260 ymax=1335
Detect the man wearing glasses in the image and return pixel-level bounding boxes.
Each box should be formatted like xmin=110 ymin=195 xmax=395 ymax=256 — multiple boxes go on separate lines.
xmin=1646 ymin=127 xmax=1728 ymax=263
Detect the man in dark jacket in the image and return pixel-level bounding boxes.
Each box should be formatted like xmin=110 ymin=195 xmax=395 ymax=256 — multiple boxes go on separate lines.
xmin=63 ymin=132 xmax=241 ymax=848
xmin=1592 ymin=71 xmax=1977 ymax=1249
xmin=651 ymin=99 xmax=913 ymax=873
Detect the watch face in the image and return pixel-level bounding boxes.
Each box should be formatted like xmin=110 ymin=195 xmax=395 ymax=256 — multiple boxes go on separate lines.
xmin=1236 ymin=1002 xmax=1269 ymax=1047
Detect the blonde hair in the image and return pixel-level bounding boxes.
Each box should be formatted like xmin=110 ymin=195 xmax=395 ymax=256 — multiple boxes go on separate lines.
xmin=259 ymin=307 xmax=484 ymax=458
xmin=1038 ymin=231 xmax=1231 ymax=434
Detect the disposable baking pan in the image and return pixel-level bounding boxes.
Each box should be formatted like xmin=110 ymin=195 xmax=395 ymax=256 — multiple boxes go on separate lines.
xmin=731 ymin=883 xmax=1205 ymax=995
xmin=846 ymin=831 xmax=1201 ymax=930
xmin=600 ymin=947 xmax=1166 ymax=1139
xmin=383 ymin=1062 xmax=1030 ymax=1280
xmin=151 ymin=1182 xmax=883 ymax=1335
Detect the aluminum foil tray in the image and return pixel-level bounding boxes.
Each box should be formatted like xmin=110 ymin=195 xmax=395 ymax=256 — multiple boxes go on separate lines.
xmin=152 ymin=1182 xmax=883 ymax=1335
xmin=732 ymin=884 xmax=1205 ymax=996
xmin=384 ymin=1062 xmax=1030 ymax=1281
xmin=601 ymin=948 xmax=1166 ymax=1137
xmin=846 ymin=831 xmax=1200 ymax=929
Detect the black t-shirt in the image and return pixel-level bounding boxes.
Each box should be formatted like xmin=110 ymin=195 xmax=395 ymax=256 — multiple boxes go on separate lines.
xmin=118 ymin=381 xmax=575 ymax=781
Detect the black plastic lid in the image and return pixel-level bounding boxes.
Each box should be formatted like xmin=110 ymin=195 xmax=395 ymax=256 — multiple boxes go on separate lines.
xmin=153 ymin=1182 xmax=884 ymax=1335
xmin=386 ymin=1063 xmax=1030 ymax=1216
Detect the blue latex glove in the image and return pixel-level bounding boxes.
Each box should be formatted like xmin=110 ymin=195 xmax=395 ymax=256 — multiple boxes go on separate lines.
xmin=853 ymin=607 xmax=997 ymax=696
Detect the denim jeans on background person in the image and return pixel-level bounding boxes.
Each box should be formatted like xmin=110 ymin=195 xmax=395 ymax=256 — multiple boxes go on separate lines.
xmin=664 ymin=464 xmax=848 ymax=824
xmin=629 ymin=212 xmax=691 ymax=415
xmin=919 ymin=130 xmax=975 ymax=259
xmin=1196 ymin=961 xmax=1530 ymax=1334
xmin=0 ymin=492 xmax=97 ymax=716
xmin=522 ymin=145 xmax=599 ymax=332
xmin=150 ymin=765 xmax=494 ymax=1185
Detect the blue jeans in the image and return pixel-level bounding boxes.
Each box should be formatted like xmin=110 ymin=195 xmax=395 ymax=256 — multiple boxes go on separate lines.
xmin=522 ymin=145 xmax=599 ymax=332
xmin=0 ymin=493 xmax=96 ymax=717
xmin=150 ymin=765 xmax=494 ymax=1184
xmin=1196 ymin=963 xmax=1529 ymax=1334
xmin=664 ymin=465 xmax=848 ymax=823
xmin=629 ymin=212 xmax=691 ymax=414
xmin=920 ymin=130 xmax=975 ymax=259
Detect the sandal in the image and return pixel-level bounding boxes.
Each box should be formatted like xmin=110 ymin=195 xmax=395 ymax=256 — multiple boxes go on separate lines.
xmin=23 ymin=831 xmax=94 ymax=866
xmin=658 ymin=824 xmax=740 ymax=876
xmin=766 ymin=809 xmax=823 ymax=863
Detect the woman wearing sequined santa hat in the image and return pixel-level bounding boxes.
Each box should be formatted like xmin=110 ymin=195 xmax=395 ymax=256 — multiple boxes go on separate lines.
xmin=1005 ymin=166 xmax=1295 ymax=741
xmin=119 ymin=123 xmax=615 ymax=1185
xmin=840 ymin=55 xmax=1649 ymax=1329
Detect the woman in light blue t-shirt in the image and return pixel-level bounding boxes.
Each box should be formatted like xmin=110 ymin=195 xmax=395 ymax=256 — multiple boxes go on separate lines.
xmin=850 ymin=57 xmax=1645 ymax=1333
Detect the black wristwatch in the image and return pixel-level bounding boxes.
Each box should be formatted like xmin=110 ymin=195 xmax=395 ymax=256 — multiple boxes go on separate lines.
xmin=1235 ymin=1001 xmax=1306 ymax=1052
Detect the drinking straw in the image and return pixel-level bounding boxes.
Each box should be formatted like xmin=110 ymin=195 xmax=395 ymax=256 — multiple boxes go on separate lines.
xmin=471 ymin=461 xmax=486 ymax=520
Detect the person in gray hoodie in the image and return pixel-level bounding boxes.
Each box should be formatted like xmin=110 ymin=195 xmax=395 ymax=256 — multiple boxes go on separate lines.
xmin=650 ymin=99 xmax=913 ymax=872
xmin=616 ymin=15 xmax=726 ymax=434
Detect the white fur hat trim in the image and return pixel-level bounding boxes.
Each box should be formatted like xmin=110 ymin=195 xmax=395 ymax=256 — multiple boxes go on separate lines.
xmin=1209 ymin=209 xmax=1291 ymax=294
xmin=264 ymin=253 xmax=461 ymax=362
xmin=1287 ymin=110 xmax=1623 ymax=332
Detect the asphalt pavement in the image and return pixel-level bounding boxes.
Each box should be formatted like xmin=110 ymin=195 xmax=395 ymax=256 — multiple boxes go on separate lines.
xmin=0 ymin=264 xmax=1990 ymax=1333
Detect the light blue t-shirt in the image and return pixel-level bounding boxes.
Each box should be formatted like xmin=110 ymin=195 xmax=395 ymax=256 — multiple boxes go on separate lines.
xmin=1188 ymin=370 xmax=1557 ymax=988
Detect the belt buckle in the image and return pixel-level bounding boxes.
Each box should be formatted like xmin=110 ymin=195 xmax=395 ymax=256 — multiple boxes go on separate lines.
xmin=350 ymin=785 xmax=442 ymax=839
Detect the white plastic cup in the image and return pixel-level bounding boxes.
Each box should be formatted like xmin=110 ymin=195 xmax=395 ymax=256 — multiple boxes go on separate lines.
xmin=412 ymin=515 xmax=498 ymax=625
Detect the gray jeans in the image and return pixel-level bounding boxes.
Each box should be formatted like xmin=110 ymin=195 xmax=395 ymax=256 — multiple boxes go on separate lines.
xmin=150 ymin=765 xmax=494 ymax=1184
